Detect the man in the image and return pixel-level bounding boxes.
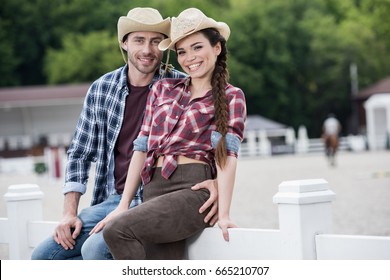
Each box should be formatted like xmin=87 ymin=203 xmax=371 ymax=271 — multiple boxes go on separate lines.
xmin=322 ymin=113 xmax=342 ymax=166
xmin=31 ymin=7 xmax=218 ymax=260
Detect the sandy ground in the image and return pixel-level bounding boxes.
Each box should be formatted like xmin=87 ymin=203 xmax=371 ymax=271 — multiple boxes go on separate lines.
xmin=1 ymin=150 xmax=390 ymax=259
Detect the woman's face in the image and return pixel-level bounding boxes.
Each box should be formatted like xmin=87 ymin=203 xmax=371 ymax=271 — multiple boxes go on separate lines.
xmin=175 ymin=32 xmax=221 ymax=80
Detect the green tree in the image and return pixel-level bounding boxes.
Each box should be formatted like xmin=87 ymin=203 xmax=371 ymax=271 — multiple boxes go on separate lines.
xmin=45 ymin=31 xmax=123 ymax=84
xmin=0 ymin=20 xmax=19 ymax=86
xmin=0 ymin=0 xmax=130 ymax=86
xmin=228 ymin=0 xmax=390 ymax=136
xmin=43 ymin=0 xmax=231 ymax=84
xmin=229 ymin=0 xmax=319 ymax=132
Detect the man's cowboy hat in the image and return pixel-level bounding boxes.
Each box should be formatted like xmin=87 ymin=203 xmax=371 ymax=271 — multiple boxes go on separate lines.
xmin=159 ymin=8 xmax=230 ymax=51
xmin=117 ymin=7 xmax=170 ymax=43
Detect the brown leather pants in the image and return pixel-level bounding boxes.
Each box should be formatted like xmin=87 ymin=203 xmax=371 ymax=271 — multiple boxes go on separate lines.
xmin=103 ymin=163 xmax=212 ymax=260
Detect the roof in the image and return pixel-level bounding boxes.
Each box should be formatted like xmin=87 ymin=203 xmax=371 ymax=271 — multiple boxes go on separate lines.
xmin=356 ymin=77 xmax=390 ymax=100
xmin=0 ymin=83 xmax=90 ymax=108
xmin=245 ymin=115 xmax=287 ymax=131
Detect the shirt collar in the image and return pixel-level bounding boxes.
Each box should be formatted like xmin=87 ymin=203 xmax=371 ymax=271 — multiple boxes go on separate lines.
xmin=121 ymin=63 xmax=166 ymax=90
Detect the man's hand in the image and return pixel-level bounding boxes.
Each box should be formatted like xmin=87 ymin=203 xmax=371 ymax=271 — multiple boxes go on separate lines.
xmin=53 ymin=214 xmax=83 ymax=250
xmin=192 ymin=179 xmax=218 ymax=226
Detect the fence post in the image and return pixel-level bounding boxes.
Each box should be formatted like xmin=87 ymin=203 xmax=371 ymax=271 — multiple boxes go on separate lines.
xmin=273 ymin=179 xmax=335 ymax=259
xmin=259 ymin=130 xmax=271 ymax=156
xmin=246 ymin=130 xmax=257 ymax=156
xmin=3 ymin=184 xmax=44 ymax=259
xmin=296 ymin=125 xmax=309 ymax=153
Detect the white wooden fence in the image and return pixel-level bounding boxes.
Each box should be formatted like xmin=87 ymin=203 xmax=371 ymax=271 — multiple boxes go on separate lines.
xmin=239 ymin=133 xmax=366 ymax=157
xmin=1 ymin=179 xmax=390 ymax=260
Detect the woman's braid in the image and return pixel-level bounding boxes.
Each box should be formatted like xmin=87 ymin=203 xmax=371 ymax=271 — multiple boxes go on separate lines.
xmin=201 ymin=29 xmax=229 ymax=168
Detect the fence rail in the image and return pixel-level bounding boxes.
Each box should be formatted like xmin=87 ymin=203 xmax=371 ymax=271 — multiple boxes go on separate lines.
xmin=239 ymin=135 xmax=364 ymax=157
xmin=1 ymin=179 xmax=390 ymax=260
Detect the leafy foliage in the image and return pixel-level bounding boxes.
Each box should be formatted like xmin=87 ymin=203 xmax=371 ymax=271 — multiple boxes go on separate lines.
xmin=45 ymin=31 xmax=123 ymax=84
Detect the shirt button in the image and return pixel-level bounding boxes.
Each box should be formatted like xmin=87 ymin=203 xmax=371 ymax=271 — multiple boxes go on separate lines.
xmin=175 ymin=116 xmax=178 ymax=119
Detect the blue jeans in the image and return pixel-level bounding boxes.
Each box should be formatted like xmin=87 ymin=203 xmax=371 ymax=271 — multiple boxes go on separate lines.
xmin=31 ymin=192 xmax=141 ymax=260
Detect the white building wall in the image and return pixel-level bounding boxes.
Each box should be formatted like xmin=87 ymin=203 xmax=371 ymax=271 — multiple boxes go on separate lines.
xmin=29 ymin=105 xmax=82 ymax=136
xmin=0 ymin=108 xmax=26 ymax=136
xmin=0 ymin=104 xmax=82 ymax=149
xmin=364 ymin=93 xmax=390 ymax=150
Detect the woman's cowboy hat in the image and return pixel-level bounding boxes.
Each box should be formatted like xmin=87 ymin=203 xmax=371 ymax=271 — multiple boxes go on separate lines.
xmin=117 ymin=7 xmax=170 ymax=43
xmin=159 ymin=8 xmax=230 ymax=51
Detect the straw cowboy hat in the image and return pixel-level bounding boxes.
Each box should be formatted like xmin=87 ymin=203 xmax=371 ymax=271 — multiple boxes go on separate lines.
xmin=117 ymin=7 xmax=170 ymax=43
xmin=159 ymin=8 xmax=230 ymax=51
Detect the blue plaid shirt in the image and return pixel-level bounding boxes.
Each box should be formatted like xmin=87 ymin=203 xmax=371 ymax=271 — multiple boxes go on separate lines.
xmin=64 ymin=64 xmax=186 ymax=206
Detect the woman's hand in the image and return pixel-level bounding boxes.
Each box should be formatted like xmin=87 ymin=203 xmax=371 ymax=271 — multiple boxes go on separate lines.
xmin=192 ymin=179 xmax=219 ymax=226
xmin=218 ymin=218 xmax=238 ymax=241
xmin=89 ymin=206 xmax=127 ymax=235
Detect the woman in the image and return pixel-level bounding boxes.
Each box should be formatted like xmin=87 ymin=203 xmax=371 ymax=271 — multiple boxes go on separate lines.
xmin=91 ymin=7 xmax=247 ymax=259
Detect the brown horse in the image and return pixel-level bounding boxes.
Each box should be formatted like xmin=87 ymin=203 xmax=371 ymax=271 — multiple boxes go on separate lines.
xmin=323 ymin=134 xmax=339 ymax=166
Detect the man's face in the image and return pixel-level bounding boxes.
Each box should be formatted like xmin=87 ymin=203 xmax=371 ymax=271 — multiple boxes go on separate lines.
xmin=123 ymin=31 xmax=165 ymax=75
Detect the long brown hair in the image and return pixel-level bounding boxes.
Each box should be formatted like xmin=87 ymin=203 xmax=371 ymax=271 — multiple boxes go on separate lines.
xmin=200 ymin=28 xmax=229 ymax=168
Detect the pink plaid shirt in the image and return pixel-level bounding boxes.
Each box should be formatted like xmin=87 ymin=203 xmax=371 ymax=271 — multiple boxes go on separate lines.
xmin=135 ymin=77 xmax=246 ymax=185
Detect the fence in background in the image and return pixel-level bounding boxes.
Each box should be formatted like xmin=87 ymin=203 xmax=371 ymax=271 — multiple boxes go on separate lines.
xmin=1 ymin=179 xmax=389 ymax=260
xmin=239 ymin=130 xmax=366 ymax=157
